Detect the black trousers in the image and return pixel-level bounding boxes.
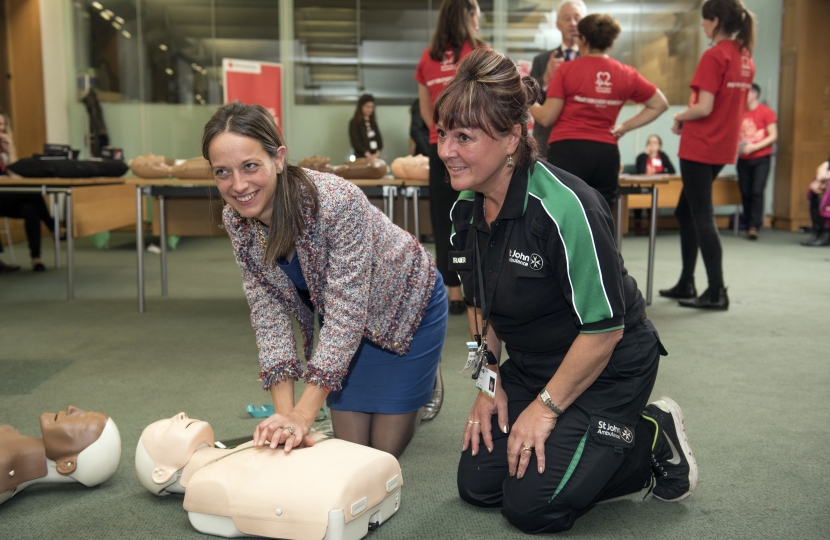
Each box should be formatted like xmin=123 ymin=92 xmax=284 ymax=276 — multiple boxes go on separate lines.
xmin=808 ymin=191 xmax=827 ymax=232
xmin=0 ymin=194 xmax=54 ymax=258
xmin=676 ymin=159 xmax=725 ymax=290
xmin=547 ymin=140 xmax=620 ymax=212
xmin=737 ymin=155 xmax=771 ymax=230
xmin=457 ymin=318 xmax=662 ymax=534
xmin=428 ymin=143 xmax=460 ymax=287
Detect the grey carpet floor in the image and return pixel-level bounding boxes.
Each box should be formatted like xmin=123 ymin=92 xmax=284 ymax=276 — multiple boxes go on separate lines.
xmin=0 ymin=229 xmax=827 ymax=538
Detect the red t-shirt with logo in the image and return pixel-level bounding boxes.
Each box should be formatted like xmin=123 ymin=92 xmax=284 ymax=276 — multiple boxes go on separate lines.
xmin=739 ymin=104 xmax=776 ymax=161
xmin=679 ymin=40 xmax=755 ymax=165
xmin=415 ymin=42 xmax=475 ymax=144
xmin=546 ymin=56 xmax=657 ymax=146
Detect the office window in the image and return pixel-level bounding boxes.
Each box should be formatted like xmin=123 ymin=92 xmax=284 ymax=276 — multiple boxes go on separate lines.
xmin=505 ymin=0 xmax=701 ymax=105
xmin=72 ymin=0 xmax=280 ymax=105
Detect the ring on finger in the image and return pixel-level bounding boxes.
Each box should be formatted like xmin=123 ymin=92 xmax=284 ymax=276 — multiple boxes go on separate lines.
xmin=284 ymin=427 xmax=294 ymax=435
xmin=472 ymin=421 xmax=480 ymax=425
xmin=521 ymin=445 xmax=532 ymax=452
xmin=466 ymin=420 xmax=474 ymax=425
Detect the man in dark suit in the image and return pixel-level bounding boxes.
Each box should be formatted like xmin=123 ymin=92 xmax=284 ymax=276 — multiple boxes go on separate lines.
xmin=529 ymin=0 xmax=586 ymax=156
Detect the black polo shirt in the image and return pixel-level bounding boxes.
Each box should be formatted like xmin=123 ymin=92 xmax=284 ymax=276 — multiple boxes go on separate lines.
xmin=449 ymin=160 xmax=645 ymax=361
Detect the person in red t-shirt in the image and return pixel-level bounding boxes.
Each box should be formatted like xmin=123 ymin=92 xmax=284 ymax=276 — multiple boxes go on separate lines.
xmin=531 ymin=14 xmax=668 ymax=211
xmin=737 ymin=83 xmax=777 ymax=240
xmin=660 ymin=0 xmax=756 ymax=311
xmin=415 ymin=0 xmax=485 ymax=319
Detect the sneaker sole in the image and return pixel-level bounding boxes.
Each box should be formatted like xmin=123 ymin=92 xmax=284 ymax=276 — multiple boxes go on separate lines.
xmin=653 ymin=396 xmax=698 ymax=502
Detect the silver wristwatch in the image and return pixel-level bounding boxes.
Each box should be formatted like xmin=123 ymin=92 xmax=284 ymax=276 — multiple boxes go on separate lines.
xmin=539 ymin=389 xmax=564 ymax=416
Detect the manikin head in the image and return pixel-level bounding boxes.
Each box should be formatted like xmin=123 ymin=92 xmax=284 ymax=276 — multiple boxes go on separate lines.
xmin=40 ymin=405 xmax=121 ymax=484
xmin=135 ymin=412 xmax=214 ymax=496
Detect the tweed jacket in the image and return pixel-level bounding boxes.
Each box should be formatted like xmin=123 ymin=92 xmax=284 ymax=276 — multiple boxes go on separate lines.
xmin=224 ymin=169 xmax=437 ymax=393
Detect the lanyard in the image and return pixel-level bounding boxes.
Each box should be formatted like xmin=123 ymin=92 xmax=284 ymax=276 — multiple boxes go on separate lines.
xmin=471 ymin=213 xmax=513 ymax=359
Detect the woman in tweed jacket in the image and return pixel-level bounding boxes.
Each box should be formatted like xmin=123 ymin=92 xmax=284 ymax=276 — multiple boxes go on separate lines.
xmin=203 ymin=102 xmax=447 ymax=457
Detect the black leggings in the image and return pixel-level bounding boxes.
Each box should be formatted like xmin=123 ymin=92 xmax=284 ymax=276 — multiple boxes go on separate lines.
xmin=0 ymin=194 xmax=54 ymax=258
xmin=676 ymin=159 xmax=725 ymax=290
xmin=737 ymin=155 xmax=771 ymax=230
xmin=547 ymin=139 xmax=620 ymax=212
xmin=428 ymin=143 xmax=460 ymax=287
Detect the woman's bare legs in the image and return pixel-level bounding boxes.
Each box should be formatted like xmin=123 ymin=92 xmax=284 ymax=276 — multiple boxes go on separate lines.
xmin=331 ymin=410 xmax=421 ymax=458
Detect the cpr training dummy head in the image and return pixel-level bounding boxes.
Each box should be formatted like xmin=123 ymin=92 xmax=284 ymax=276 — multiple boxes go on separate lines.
xmin=0 ymin=406 xmax=121 ymax=506
xmin=135 ymin=412 xmax=403 ymax=539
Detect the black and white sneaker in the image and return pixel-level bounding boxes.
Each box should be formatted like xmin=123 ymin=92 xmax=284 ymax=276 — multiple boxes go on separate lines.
xmin=643 ymin=397 xmax=697 ymax=502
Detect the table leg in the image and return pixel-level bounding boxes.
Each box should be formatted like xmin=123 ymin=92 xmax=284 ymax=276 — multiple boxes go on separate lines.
xmin=403 ymin=188 xmax=409 ymax=233
xmin=136 ymin=186 xmax=145 ymax=313
xmin=65 ymin=190 xmax=74 ymax=301
xmin=733 ymin=205 xmax=740 ymax=236
xmin=52 ymin=197 xmax=61 ymax=269
xmin=413 ymin=188 xmax=421 ymax=242
xmin=159 ymin=195 xmax=168 ymax=297
xmin=387 ymin=187 xmax=395 ymax=222
xmin=615 ymin=195 xmax=623 ymax=250
xmin=646 ymin=187 xmax=658 ymax=306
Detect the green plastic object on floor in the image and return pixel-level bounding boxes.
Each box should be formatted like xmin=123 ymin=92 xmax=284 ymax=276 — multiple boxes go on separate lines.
xmin=88 ymin=231 xmax=110 ymax=250
xmin=246 ymin=404 xmax=328 ymax=421
xmin=166 ymin=235 xmax=180 ymax=250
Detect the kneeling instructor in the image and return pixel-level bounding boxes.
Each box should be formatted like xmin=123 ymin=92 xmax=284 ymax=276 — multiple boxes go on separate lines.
xmin=439 ymin=48 xmax=694 ymax=534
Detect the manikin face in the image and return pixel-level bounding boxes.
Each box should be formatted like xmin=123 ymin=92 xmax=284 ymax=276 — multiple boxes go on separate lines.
xmin=141 ymin=412 xmax=214 ymax=484
xmin=701 ymin=17 xmax=718 ymax=40
xmin=645 ymin=136 xmax=662 ymax=156
xmin=209 ymin=131 xmax=286 ymax=226
xmin=436 ymin=123 xmax=519 ymax=193
xmin=40 ymin=406 xmax=109 ymax=474
xmin=557 ymin=4 xmax=583 ymax=47
xmin=361 ymin=101 xmax=375 ymax=118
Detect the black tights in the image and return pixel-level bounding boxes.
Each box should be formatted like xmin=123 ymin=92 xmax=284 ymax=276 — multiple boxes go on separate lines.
xmin=737 ymin=155 xmax=771 ymax=230
xmin=0 ymin=194 xmax=54 ymax=258
xmin=330 ymin=409 xmax=421 ymax=459
xmin=676 ymin=159 xmax=724 ymax=290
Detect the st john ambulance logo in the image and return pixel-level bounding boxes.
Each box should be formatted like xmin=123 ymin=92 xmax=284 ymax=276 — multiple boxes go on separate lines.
xmin=621 ymin=427 xmax=633 ymax=443
xmin=529 ymin=254 xmax=544 ymax=270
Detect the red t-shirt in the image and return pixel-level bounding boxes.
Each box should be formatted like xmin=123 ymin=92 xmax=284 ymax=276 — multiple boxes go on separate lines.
xmin=546 ymin=56 xmax=657 ymax=146
xmin=679 ymin=40 xmax=755 ymax=165
xmin=739 ymin=104 xmax=776 ymax=161
xmin=415 ymin=42 xmax=475 ymax=144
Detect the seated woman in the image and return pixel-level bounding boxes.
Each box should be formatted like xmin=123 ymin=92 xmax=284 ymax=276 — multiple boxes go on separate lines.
xmin=0 ymin=107 xmax=58 ymax=272
xmin=438 ymin=48 xmax=692 ymax=534
xmin=349 ymin=94 xmax=383 ymax=160
xmin=801 ymin=154 xmax=830 ymax=246
xmin=202 ymin=102 xmax=447 ymax=459
xmin=636 ymin=134 xmax=675 ymax=175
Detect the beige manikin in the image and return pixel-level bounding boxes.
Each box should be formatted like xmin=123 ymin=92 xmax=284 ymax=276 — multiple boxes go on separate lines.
xmin=136 ymin=413 xmax=403 ymax=539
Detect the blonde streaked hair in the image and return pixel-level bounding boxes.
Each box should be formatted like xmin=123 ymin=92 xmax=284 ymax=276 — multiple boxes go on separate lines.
xmin=433 ymin=48 xmax=540 ymax=171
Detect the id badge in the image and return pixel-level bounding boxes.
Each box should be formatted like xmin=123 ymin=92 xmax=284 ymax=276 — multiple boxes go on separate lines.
xmin=475 ymin=366 xmax=497 ymax=398
xmin=461 ymin=342 xmax=478 ymax=372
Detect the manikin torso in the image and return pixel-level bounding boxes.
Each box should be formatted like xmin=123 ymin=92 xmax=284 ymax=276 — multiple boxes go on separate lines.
xmin=0 ymin=407 xmax=121 ymax=505
xmin=136 ymin=413 xmax=403 ymax=539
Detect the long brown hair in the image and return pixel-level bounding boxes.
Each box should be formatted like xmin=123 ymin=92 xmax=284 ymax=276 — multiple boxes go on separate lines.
xmin=202 ymin=101 xmax=319 ymax=263
xmin=429 ymin=0 xmax=485 ymax=63
xmin=353 ymin=94 xmax=376 ymax=123
xmin=702 ymin=0 xmax=755 ymax=55
xmin=433 ymin=48 xmax=540 ymax=171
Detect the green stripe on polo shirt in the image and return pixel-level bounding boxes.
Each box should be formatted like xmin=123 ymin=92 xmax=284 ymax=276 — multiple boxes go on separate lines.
xmin=527 ymin=166 xmax=614 ymax=326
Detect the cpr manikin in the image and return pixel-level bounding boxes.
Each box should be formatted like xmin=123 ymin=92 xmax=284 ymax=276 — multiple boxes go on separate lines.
xmin=135 ymin=413 xmax=402 ymax=539
xmin=0 ymin=406 xmax=121 ymax=505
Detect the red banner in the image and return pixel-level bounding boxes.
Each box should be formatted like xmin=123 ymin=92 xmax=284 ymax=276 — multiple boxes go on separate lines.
xmin=223 ymin=59 xmax=283 ymax=130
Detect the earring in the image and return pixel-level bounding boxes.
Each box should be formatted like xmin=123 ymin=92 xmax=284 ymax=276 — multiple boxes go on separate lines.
xmin=507 ymin=154 xmax=514 ymax=167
